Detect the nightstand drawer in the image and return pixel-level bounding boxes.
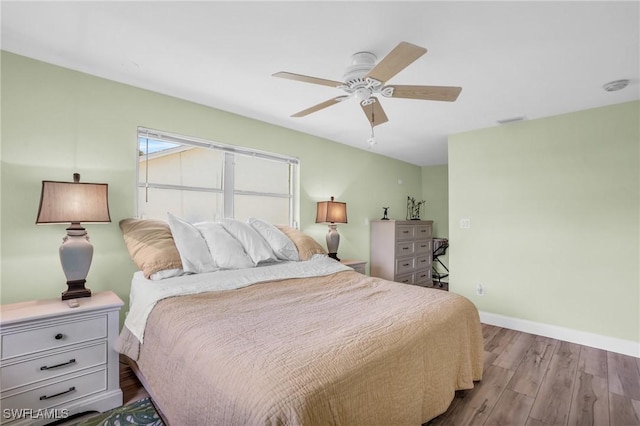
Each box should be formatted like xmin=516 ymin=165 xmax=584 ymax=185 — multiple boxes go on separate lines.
xmin=350 ymin=263 xmax=366 ymax=274
xmin=2 ymin=317 xmax=106 ymax=360
xmin=1 ymin=342 xmax=107 ymax=391
xmin=340 ymin=260 xmax=367 ymax=275
xmin=1 ymin=369 xmax=106 ymax=415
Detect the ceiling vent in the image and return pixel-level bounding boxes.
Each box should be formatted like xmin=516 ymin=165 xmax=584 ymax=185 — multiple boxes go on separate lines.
xmin=603 ymin=79 xmax=629 ymax=92
xmin=497 ymin=116 xmax=526 ymax=125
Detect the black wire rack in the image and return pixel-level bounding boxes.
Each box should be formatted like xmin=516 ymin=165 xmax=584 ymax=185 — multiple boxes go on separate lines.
xmin=432 ymin=238 xmax=449 ymax=288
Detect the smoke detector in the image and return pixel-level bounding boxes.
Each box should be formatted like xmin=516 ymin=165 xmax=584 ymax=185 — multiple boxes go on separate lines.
xmin=603 ymin=79 xmax=629 ymax=92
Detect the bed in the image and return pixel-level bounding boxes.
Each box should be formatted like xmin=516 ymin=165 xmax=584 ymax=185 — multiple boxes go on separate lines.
xmin=116 ymin=217 xmax=483 ymax=425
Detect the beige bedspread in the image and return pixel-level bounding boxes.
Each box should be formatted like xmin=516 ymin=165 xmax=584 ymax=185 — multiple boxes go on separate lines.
xmin=118 ymin=270 xmax=483 ymax=425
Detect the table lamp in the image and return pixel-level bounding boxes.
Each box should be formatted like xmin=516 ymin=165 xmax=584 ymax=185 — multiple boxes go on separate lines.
xmin=36 ymin=173 xmax=111 ymax=300
xmin=315 ymin=196 xmax=347 ymax=260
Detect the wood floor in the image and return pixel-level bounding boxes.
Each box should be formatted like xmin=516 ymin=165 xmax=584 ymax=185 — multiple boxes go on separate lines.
xmin=120 ymin=355 xmax=150 ymax=405
xmin=120 ymin=325 xmax=640 ymax=426
xmin=427 ymin=324 xmax=640 ymax=426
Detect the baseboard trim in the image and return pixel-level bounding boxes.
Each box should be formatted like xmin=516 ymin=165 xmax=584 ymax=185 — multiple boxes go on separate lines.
xmin=479 ymin=311 xmax=640 ymax=358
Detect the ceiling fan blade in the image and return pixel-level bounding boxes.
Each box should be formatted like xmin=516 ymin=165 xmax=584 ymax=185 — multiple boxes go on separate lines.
xmin=291 ymin=96 xmax=349 ymax=117
xmin=386 ymin=85 xmax=462 ymax=102
xmin=273 ymin=71 xmax=343 ymax=88
xmin=365 ymin=42 xmax=427 ymax=84
xmin=361 ymin=97 xmax=389 ymax=127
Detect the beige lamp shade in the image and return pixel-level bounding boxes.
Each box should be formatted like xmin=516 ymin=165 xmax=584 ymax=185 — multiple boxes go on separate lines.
xmin=316 ymin=196 xmax=347 ymax=261
xmin=35 ymin=173 xmax=110 ymax=300
xmin=36 ymin=175 xmax=110 ymax=224
xmin=315 ymin=196 xmax=347 ymax=224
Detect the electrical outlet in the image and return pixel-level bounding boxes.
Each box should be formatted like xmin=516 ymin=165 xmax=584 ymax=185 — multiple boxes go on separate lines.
xmin=476 ymin=283 xmax=484 ymax=296
xmin=460 ymin=218 xmax=471 ymax=229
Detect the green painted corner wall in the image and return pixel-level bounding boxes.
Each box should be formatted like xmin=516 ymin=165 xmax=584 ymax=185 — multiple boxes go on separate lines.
xmin=0 ymin=51 xmax=422 ymax=316
xmin=448 ymin=101 xmax=640 ymax=343
xmin=421 ymin=164 xmax=449 ymax=276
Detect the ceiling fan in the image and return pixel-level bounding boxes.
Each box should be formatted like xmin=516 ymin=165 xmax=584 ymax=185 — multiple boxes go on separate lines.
xmin=273 ymin=41 xmax=462 ymax=128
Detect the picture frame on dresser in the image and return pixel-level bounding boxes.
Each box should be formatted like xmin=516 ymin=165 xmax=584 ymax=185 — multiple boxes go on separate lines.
xmin=0 ymin=292 xmax=124 ymax=425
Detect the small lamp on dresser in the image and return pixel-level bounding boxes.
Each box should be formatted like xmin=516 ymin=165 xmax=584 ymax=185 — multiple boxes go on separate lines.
xmin=315 ymin=196 xmax=347 ymax=261
xmin=36 ymin=173 xmax=111 ymax=300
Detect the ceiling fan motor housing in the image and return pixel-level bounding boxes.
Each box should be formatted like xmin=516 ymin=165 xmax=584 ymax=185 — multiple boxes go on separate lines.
xmin=343 ymin=52 xmax=377 ymax=82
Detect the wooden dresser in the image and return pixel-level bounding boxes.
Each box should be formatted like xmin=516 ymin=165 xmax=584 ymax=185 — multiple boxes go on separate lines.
xmin=370 ymin=220 xmax=433 ymax=287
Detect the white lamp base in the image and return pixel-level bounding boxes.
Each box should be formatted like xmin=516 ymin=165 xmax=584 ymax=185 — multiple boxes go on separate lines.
xmin=326 ymin=224 xmax=341 ymax=261
xmin=59 ymin=225 xmax=93 ymax=300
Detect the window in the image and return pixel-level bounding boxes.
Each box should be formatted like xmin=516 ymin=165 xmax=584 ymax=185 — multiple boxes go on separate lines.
xmin=137 ymin=127 xmax=298 ymax=225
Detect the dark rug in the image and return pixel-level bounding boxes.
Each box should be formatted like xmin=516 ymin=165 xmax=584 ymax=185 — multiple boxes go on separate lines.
xmin=73 ymin=398 xmax=164 ymax=426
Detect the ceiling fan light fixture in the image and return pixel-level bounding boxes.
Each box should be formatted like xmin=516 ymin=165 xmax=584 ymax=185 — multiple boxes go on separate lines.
xmin=355 ymin=87 xmax=371 ymax=102
xmin=367 ymin=127 xmax=376 ymax=148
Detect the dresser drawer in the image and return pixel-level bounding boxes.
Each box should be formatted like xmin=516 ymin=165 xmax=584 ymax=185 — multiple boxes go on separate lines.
xmin=396 ymin=225 xmax=415 ymax=241
xmin=395 ymin=273 xmax=414 ymax=285
xmin=415 ymin=269 xmax=432 ymax=286
xmin=415 ymin=240 xmax=432 ymax=254
xmin=396 ymin=258 xmax=415 ymax=275
xmin=1 ymin=342 xmax=107 ymax=392
xmin=415 ymin=255 xmax=431 ymax=271
xmin=416 ymin=225 xmax=432 ymax=239
xmin=2 ymin=317 xmax=107 ymax=360
xmin=395 ymin=241 xmax=415 ymax=256
xmin=1 ymin=369 xmax=106 ymax=414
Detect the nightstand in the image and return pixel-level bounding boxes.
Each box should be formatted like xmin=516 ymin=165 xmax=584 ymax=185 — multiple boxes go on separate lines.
xmin=0 ymin=291 xmax=124 ymax=425
xmin=340 ymin=259 xmax=367 ymax=275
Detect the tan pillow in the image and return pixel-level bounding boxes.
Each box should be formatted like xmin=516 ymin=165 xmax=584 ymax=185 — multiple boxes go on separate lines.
xmin=119 ymin=218 xmax=183 ymax=278
xmin=275 ymin=225 xmax=327 ymax=261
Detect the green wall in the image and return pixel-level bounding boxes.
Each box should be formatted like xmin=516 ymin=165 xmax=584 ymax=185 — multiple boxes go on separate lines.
xmin=0 ymin=51 xmax=422 ymax=312
xmin=421 ymin=164 xmax=449 ymax=238
xmin=421 ymin=165 xmax=449 ymax=275
xmin=449 ymin=101 xmax=640 ymax=344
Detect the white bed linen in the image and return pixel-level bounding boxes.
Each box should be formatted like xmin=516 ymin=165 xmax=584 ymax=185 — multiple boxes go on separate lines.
xmin=125 ymin=255 xmax=351 ymax=343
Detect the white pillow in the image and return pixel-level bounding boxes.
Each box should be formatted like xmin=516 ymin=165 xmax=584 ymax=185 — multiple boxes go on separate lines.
xmin=219 ymin=219 xmax=278 ymax=265
xmin=248 ymin=218 xmax=299 ymax=261
xmin=167 ymin=213 xmax=218 ymax=274
xmin=150 ymin=268 xmax=186 ymax=281
xmin=195 ymin=222 xmax=254 ymax=270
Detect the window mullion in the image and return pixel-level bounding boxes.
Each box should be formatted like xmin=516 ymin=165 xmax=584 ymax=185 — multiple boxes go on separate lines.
xmin=223 ymin=152 xmax=235 ymax=219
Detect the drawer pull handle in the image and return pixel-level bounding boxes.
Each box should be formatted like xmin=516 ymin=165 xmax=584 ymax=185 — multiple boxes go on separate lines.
xmin=54 ymin=333 xmax=64 ymax=340
xmin=39 ymin=386 xmax=76 ymax=401
xmin=403 ymin=263 xmax=409 ymax=267
xmin=40 ymin=359 xmax=76 ymax=371
xmin=402 ymin=231 xmax=409 ymax=234
xmin=420 ymin=245 xmax=427 ymax=248
xmin=402 ymin=247 xmax=409 ymax=250
xmin=401 ymin=279 xmax=409 ymax=283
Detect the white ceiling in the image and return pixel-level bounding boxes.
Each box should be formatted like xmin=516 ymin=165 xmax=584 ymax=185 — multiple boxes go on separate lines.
xmin=2 ymin=1 xmax=638 ymax=166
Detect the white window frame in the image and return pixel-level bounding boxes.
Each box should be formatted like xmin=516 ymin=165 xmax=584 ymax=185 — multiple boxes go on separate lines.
xmin=136 ymin=127 xmax=299 ymax=226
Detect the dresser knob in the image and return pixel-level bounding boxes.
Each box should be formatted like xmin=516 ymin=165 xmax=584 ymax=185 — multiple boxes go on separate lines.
xmin=54 ymin=333 xmax=64 ymax=340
